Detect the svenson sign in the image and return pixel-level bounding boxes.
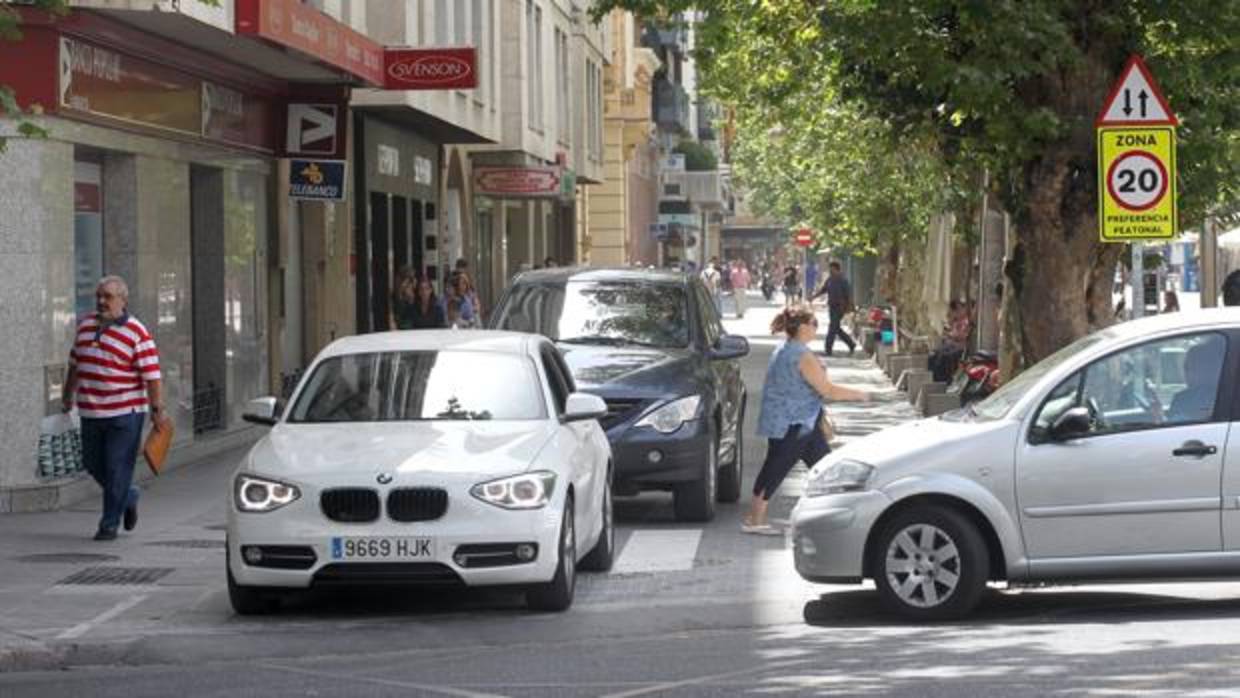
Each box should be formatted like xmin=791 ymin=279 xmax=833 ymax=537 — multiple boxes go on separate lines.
xmin=384 ymin=48 xmax=477 ymax=90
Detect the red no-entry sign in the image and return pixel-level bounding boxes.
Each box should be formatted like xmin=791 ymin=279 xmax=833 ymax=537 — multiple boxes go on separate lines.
xmin=793 ymin=228 xmax=813 ymax=247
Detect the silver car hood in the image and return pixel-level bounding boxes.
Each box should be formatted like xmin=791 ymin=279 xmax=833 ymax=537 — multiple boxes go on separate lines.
xmin=243 ymin=420 xmax=558 ymax=485
xmin=821 ymin=413 xmax=1014 ymax=478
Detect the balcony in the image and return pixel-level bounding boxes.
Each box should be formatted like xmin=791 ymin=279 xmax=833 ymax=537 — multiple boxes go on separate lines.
xmin=640 ymin=22 xmax=688 ymax=56
xmin=697 ymin=101 xmax=719 ymax=141
xmin=655 ymin=80 xmax=691 ymax=134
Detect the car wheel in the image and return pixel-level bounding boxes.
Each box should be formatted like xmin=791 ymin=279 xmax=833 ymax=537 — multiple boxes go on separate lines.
xmin=580 ymin=476 xmax=614 ymax=572
xmin=717 ymin=401 xmax=744 ymax=503
xmin=527 ymin=496 xmax=576 ymax=612
xmin=226 ymin=547 xmax=277 ymax=616
xmin=872 ymin=506 xmax=988 ymax=621
xmin=673 ymin=429 xmax=718 ymax=522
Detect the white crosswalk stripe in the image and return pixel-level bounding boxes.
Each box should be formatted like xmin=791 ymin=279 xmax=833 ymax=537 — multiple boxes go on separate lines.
xmin=612 ymin=529 xmax=704 ymax=575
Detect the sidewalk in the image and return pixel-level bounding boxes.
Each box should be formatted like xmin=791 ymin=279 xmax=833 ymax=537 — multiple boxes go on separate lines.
xmin=720 ymin=291 xmax=924 ymax=448
xmin=0 ymin=444 xmax=247 ymax=671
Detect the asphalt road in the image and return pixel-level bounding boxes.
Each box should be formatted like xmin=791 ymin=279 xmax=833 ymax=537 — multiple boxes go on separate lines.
xmin=4 ymin=296 xmax=1240 ymax=697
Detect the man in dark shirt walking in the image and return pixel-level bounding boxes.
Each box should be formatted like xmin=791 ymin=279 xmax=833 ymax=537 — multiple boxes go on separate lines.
xmin=810 ymin=261 xmax=857 ymax=356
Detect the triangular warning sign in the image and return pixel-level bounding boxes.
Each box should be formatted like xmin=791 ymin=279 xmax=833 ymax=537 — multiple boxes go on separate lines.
xmin=1096 ymin=55 xmax=1179 ymax=126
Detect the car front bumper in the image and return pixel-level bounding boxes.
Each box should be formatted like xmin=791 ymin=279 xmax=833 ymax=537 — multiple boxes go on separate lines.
xmin=227 ymin=492 xmax=564 ymax=590
xmin=790 ymin=490 xmax=891 ymax=584
xmin=608 ymin=417 xmax=711 ymax=487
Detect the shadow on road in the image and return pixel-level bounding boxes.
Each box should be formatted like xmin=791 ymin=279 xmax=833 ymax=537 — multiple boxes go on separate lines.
xmin=803 ymin=586 xmax=1240 ymax=628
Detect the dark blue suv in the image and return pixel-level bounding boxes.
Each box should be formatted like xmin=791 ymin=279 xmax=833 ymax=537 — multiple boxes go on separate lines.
xmin=489 ymin=268 xmax=749 ymax=522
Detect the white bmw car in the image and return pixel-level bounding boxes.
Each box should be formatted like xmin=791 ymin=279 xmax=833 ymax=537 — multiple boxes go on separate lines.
xmin=227 ymin=331 xmax=614 ymax=614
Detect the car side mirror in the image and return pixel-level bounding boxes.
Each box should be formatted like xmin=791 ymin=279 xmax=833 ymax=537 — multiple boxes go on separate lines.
xmin=710 ymin=334 xmax=749 ymax=361
xmin=1049 ymin=406 xmax=1091 ymax=442
xmin=243 ymin=396 xmax=280 ymax=426
xmin=563 ymin=392 xmax=607 ymax=423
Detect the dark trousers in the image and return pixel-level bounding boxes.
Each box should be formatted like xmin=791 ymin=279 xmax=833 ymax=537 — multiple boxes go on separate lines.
xmin=753 ymin=417 xmax=831 ymax=500
xmin=81 ymin=413 xmax=144 ymax=533
xmin=825 ymin=305 xmax=855 ymax=355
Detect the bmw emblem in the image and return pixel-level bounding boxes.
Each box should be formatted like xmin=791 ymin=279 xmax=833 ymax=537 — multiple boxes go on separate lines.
xmin=376 ymin=473 xmax=393 ymax=485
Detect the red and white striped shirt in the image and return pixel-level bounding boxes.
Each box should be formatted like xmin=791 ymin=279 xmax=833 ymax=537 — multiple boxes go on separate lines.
xmin=69 ymin=314 xmax=161 ymax=419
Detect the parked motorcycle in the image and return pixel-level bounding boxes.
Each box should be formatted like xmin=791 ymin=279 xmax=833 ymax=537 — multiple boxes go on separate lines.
xmin=950 ymin=350 xmax=1000 ymax=407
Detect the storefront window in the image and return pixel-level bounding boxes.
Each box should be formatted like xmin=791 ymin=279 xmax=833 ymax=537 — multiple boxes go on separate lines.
xmin=73 ymin=157 xmax=104 ymax=319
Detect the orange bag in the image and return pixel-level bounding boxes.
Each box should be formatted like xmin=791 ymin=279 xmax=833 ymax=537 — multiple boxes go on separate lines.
xmin=143 ymin=414 xmax=174 ymax=475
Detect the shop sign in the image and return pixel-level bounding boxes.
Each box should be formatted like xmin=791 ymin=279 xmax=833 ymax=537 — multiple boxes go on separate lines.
xmin=289 ymin=159 xmax=347 ymax=201
xmin=59 ymin=37 xmax=201 ymax=136
xmin=236 ymin=0 xmax=384 ymax=86
xmin=414 ymin=155 xmax=434 ymax=186
xmin=285 ymin=103 xmax=342 ymax=157
xmin=474 ymin=167 xmax=562 ymax=197
xmin=559 ymin=168 xmax=577 ymax=201
xmin=377 ymin=144 xmax=400 ymax=177
xmin=202 ymin=82 xmax=272 ymax=150
xmin=384 ymin=48 xmax=477 ymax=90
xmin=658 ymin=213 xmax=699 ymax=229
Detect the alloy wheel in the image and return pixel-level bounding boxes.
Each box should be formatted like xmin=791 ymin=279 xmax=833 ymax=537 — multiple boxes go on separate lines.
xmin=884 ymin=523 xmax=962 ymax=608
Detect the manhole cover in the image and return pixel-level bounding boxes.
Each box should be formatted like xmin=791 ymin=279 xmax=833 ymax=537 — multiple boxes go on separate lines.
xmin=14 ymin=553 xmax=120 ymax=564
xmin=145 ymin=539 xmax=225 ymax=549
xmin=57 ymin=566 xmax=174 ymax=586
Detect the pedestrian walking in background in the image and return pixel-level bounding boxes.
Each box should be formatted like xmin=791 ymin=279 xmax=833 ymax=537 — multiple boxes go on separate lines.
xmin=730 ymin=260 xmax=751 ymax=319
xmin=701 ymin=257 xmax=724 ymax=316
xmin=390 ymin=269 xmax=419 ymax=330
xmin=782 ymin=264 xmax=801 ymax=306
xmin=810 ymin=261 xmax=857 ymax=356
xmin=743 ymin=305 xmax=871 ymax=534
xmin=804 ymin=258 xmax=820 ymax=304
xmin=61 ymin=276 xmax=164 ymax=541
xmin=445 ymin=272 xmax=481 ymax=328
xmin=1162 ymin=290 xmax=1180 ymax=313
xmin=399 ymin=277 xmax=447 ymax=329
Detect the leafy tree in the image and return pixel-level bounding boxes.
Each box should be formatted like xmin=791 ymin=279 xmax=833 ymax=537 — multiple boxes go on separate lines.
xmin=596 ymin=0 xmax=1240 ymax=364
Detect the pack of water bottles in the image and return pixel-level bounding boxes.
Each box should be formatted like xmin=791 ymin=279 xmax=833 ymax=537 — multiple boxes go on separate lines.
xmin=37 ymin=412 xmax=84 ymax=479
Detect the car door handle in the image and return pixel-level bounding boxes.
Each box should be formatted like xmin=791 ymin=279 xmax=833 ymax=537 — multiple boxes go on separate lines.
xmin=1173 ymin=441 xmax=1218 ymax=458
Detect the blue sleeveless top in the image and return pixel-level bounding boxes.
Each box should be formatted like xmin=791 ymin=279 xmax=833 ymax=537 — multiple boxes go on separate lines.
xmin=757 ymin=340 xmax=824 ymax=438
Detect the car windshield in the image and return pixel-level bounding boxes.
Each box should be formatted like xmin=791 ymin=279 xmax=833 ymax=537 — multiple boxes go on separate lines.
xmin=492 ymin=281 xmax=690 ymax=349
xmin=287 ymin=350 xmax=546 ymax=423
xmin=968 ymin=332 xmax=1109 ymax=421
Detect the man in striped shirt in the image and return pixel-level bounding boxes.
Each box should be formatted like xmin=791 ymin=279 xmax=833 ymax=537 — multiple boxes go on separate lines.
xmin=61 ymin=276 xmax=164 ymax=541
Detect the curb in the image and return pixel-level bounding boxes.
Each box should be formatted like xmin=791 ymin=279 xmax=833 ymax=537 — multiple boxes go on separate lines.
xmin=0 ymin=638 xmax=139 ymax=673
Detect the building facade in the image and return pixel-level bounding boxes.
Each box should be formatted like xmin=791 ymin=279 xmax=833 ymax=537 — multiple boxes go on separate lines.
xmin=0 ymin=1 xmax=614 ymax=512
xmin=586 ymin=10 xmax=661 ymax=267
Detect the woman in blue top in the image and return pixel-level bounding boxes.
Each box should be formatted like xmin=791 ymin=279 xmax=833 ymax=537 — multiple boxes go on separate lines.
xmin=744 ymin=305 xmax=871 ymax=534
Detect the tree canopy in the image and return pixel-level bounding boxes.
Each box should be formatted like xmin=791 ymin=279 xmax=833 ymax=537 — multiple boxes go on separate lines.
xmin=596 ymin=0 xmax=1240 ymax=363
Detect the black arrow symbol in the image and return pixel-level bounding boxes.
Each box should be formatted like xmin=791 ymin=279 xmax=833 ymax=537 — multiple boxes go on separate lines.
xmin=1138 ymin=90 xmax=1149 ymax=117
xmin=1122 ymin=89 xmax=1132 ymax=116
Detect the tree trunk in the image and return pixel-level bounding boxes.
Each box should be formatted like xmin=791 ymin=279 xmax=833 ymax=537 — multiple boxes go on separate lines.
xmin=1014 ymin=149 xmax=1100 ymax=364
xmin=877 ymin=237 xmax=900 ymax=304
xmin=1085 ymin=244 xmax=1123 ymax=330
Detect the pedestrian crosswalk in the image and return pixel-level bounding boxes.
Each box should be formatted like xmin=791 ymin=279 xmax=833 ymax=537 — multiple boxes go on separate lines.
xmin=611 ymin=529 xmax=704 ymax=575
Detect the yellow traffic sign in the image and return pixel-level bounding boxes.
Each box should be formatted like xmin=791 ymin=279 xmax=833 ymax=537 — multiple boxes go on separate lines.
xmin=1098 ymin=126 xmax=1177 ymax=242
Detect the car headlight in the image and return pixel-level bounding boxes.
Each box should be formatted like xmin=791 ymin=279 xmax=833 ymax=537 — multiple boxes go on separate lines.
xmin=634 ymin=395 xmax=701 ymax=434
xmin=805 ymin=459 xmax=875 ymax=497
xmin=234 ymin=474 xmax=300 ymax=513
xmin=471 ymin=471 xmax=556 ymax=510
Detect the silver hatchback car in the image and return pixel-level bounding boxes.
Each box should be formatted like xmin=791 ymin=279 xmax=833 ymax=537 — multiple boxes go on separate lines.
xmin=792 ymin=309 xmax=1240 ymax=619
